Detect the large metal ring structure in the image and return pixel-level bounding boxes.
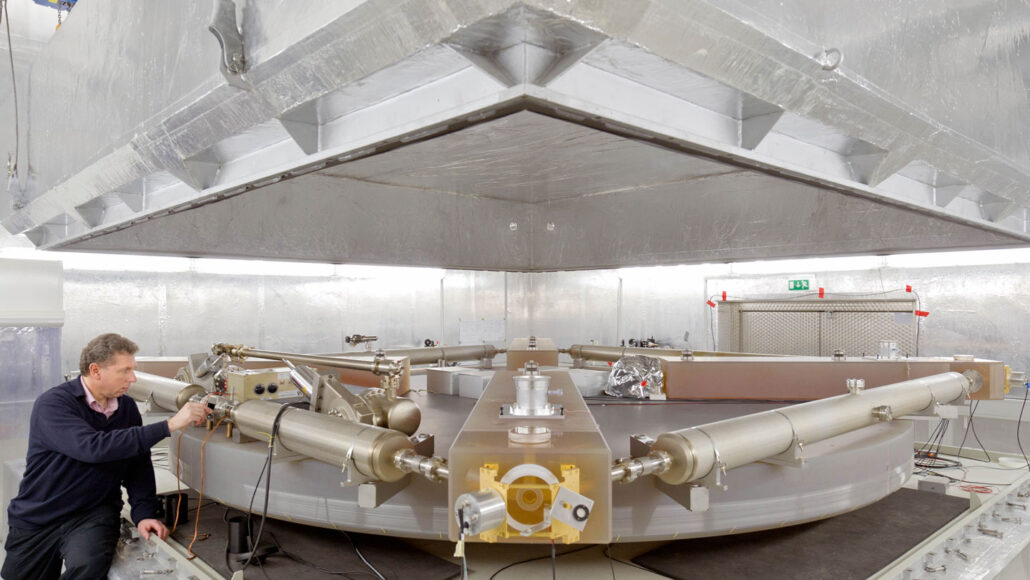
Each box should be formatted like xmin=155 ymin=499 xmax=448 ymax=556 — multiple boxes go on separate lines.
xmin=154 ymin=356 xmax=981 ymax=543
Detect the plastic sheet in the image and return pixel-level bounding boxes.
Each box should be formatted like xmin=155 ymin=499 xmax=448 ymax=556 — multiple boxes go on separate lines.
xmin=603 ymin=355 xmax=663 ymax=399
xmin=0 ymin=326 xmax=62 ymax=439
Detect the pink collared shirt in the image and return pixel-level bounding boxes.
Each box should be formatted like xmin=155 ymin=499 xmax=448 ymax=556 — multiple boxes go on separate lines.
xmin=81 ymin=376 xmax=119 ymax=418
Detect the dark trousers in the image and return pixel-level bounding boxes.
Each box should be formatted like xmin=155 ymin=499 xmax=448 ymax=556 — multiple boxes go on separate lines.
xmin=2 ymin=502 xmax=121 ymax=580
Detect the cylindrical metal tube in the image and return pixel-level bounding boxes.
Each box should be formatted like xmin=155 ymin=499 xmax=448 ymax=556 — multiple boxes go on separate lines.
xmin=360 ymin=345 xmax=498 ymax=365
xmin=514 ymin=373 xmax=550 ymax=412
xmin=652 ymin=372 xmax=970 ymax=485
xmin=129 ymin=371 xmax=207 ymax=412
xmin=217 ymin=345 xmax=404 ymax=376
xmin=230 ymin=399 xmax=413 ymax=482
xmin=567 ymin=345 xmax=684 ymax=361
xmin=566 ymin=344 xmax=782 ymax=361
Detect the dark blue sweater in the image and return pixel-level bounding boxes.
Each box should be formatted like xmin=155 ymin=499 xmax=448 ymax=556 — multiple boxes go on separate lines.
xmin=6 ymin=378 xmax=171 ymax=529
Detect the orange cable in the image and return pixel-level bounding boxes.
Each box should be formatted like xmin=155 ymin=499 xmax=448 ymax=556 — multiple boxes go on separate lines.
xmin=171 ymin=429 xmax=185 ymax=534
xmin=186 ymin=416 xmax=225 ymax=559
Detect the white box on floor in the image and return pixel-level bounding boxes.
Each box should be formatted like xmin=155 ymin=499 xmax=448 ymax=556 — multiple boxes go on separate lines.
xmin=426 ymin=367 xmax=464 ymax=395
xmin=459 ymin=371 xmax=493 ymax=399
xmin=567 ymin=368 xmax=609 ymax=397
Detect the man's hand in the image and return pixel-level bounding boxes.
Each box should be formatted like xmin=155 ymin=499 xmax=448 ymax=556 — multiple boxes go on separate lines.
xmin=137 ymin=518 xmax=169 ymax=541
xmin=167 ymin=399 xmax=209 ymax=431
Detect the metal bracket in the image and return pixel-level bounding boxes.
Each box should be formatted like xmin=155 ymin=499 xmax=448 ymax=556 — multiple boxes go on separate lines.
xmin=654 ymin=480 xmax=711 ymax=512
xmin=411 ymin=432 xmax=435 ymax=456
xmin=208 ymin=0 xmax=248 ymax=89
xmin=549 ymin=486 xmax=594 ymax=532
xmin=357 ymin=479 xmax=410 ymax=509
xmin=697 ymin=461 xmax=728 ymax=491
xmin=270 ymin=438 xmax=303 ymax=464
xmin=763 ymin=412 xmax=807 ymax=467
xmin=762 ymin=439 xmax=807 ymax=468
xmin=340 ymin=425 xmax=376 ymax=486
xmin=911 ymin=395 xmax=942 ymax=417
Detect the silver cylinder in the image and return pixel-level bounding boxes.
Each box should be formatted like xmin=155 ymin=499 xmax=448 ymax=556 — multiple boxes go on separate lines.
xmin=218 ymin=345 xmax=403 ymax=376
xmin=567 ymin=345 xmax=684 ymax=362
xmin=566 ymin=344 xmax=782 ymax=361
xmin=514 ymin=372 xmax=550 ymax=413
xmin=652 ymin=372 xmax=970 ymax=485
xmin=454 ymin=489 xmax=506 ymax=536
xmin=379 ymin=397 xmax=422 ymax=436
xmin=229 ymin=399 xmax=413 ymax=482
xmin=367 ymin=345 xmax=498 ymax=365
xmin=129 ymin=371 xmax=207 ymax=412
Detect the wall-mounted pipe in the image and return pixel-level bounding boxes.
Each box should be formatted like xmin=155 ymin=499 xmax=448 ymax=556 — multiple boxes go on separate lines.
xmin=636 ymin=372 xmax=976 ymax=485
xmin=230 ymin=399 xmax=413 ymax=483
xmin=129 ymin=371 xmax=207 ymax=412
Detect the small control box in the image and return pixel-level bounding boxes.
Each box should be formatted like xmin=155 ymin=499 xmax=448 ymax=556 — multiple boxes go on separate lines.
xmin=226 ymin=368 xmax=298 ymax=401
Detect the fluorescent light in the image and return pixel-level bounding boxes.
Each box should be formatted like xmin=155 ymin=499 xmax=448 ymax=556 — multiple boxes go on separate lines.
xmin=886 ymin=248 xmax=1030 ymax=269
xmin=335 ymin=264 xmax=445 ymax=282
xmin=728 ymin=256 xmax=885 ymax=275
xmin=194 ymin=258 xmax=336 ymax=277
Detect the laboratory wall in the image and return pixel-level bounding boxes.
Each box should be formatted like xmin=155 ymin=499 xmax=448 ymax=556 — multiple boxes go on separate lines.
xmin=50 ymin=257 xmax=1030 ymax=382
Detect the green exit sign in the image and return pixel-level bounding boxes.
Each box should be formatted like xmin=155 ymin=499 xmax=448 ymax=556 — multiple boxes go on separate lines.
xmin=789 ymin=279 xmax=810 ymax=291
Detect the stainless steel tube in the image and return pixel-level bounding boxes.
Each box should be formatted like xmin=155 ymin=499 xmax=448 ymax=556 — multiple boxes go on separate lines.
xmin=566 ymin=345 xmax=781 ymax=361
xmin=567 ymin=345 xmax=684 ymax=361
xmin=652 ymin=372 xmax=972 ymax=485
xmin=215 ymin=344 xmax=403 ymax=376
xmin=229 ymin=399 xmax=413 ymax=482
xmin=129 ymin=371 xmax=207 ymax=412
xmin=350 ymin=345 xmax=498 ymax=365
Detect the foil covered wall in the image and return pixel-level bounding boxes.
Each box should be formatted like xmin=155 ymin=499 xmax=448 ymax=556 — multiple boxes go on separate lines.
xmin=0 ymin=326 xmax=61 ymax=439
xmin=58 ymin=260 xmax=1030 ymax=390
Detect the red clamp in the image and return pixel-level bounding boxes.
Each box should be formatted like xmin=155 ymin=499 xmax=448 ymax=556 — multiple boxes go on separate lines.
xmin=721 ymin=291 xmax=727 ymax=301
xmin=706 ymin=300 xmax=717 ymax=308
xmin=905 ymin=285 xmax=912 ymax=293
xmin=818 ymin=287 xmax=825 ymax=298
xmin=915 ymin=310 xmax=929 ymax=317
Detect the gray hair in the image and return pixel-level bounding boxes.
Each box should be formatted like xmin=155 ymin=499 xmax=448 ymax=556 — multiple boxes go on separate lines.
xmin=79 ymin=333 xmax=139 ymax=375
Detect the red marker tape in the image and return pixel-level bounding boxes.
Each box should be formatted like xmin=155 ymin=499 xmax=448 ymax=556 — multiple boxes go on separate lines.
xmin=722 ymin=291 xmax=727 ymax=301
xmin=706 ymin=300 xmax=717 ymax=308
xmin=818 ymin=287 xmax=825 ymax=298
xmin=915 ymin=310 xmax=929 ymax=317
xmin=905 ymin=285 xmax=912 ymax=293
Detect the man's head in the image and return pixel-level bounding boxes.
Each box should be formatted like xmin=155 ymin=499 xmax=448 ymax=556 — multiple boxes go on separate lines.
xmin=79 ymin=333 xmax=139 ymax=400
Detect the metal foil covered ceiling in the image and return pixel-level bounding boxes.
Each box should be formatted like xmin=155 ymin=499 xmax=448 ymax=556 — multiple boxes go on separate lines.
xmin=2 ymin=0 xmax=1029 ymax=270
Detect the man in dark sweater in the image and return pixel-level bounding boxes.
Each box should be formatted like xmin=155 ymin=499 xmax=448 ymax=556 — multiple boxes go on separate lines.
xmin=2 ymin=333 xmax=208 ymax=580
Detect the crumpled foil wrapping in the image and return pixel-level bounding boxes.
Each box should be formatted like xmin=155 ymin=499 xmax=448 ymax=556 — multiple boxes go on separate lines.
xmin=604 ymin=355 xmax=663 ymax=398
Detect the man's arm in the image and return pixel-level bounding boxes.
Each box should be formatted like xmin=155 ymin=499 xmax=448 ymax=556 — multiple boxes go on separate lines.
xmin=35 ymin=395 xmax=209 ymax=464
xmin=123 ymin=449 xmax=164 ymax=535
xmin=33 ymin=394 xmax=169 ymax=463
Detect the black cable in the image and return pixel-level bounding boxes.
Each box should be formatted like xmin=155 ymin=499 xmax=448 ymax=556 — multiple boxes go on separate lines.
xmin=242 ymin=401 xmax=305 ymax=573
xmin=601 ymin=545 xmax=675 ymax=578
xmin=1016 ymin=381 xmax=1030 ymax=474
xmin=967 ymin=401 xmax=993 ymax=463
xmin=916 ymin=418 xmax=947 ymax=459
xmin=269 ymin=532 xmax=375 ymax=578
xmin=340 ymin=531 xmax=386 ymax=580
xmin=912 ymin=290 xmax=922 ymax=356
xmin=956 ymin=400 xmax=979 ymax=461
xmin=2 ymin=0 xmax=18 ymax=174
xmin=488 ymin=545 xmax=593 ymax=580
xmin=549 ymin=540 xmax=556 ymax=580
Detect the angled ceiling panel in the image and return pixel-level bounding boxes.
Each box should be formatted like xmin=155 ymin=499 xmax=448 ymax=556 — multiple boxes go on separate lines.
xmin=2 ymin=0 xmax=1028 ymax=270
